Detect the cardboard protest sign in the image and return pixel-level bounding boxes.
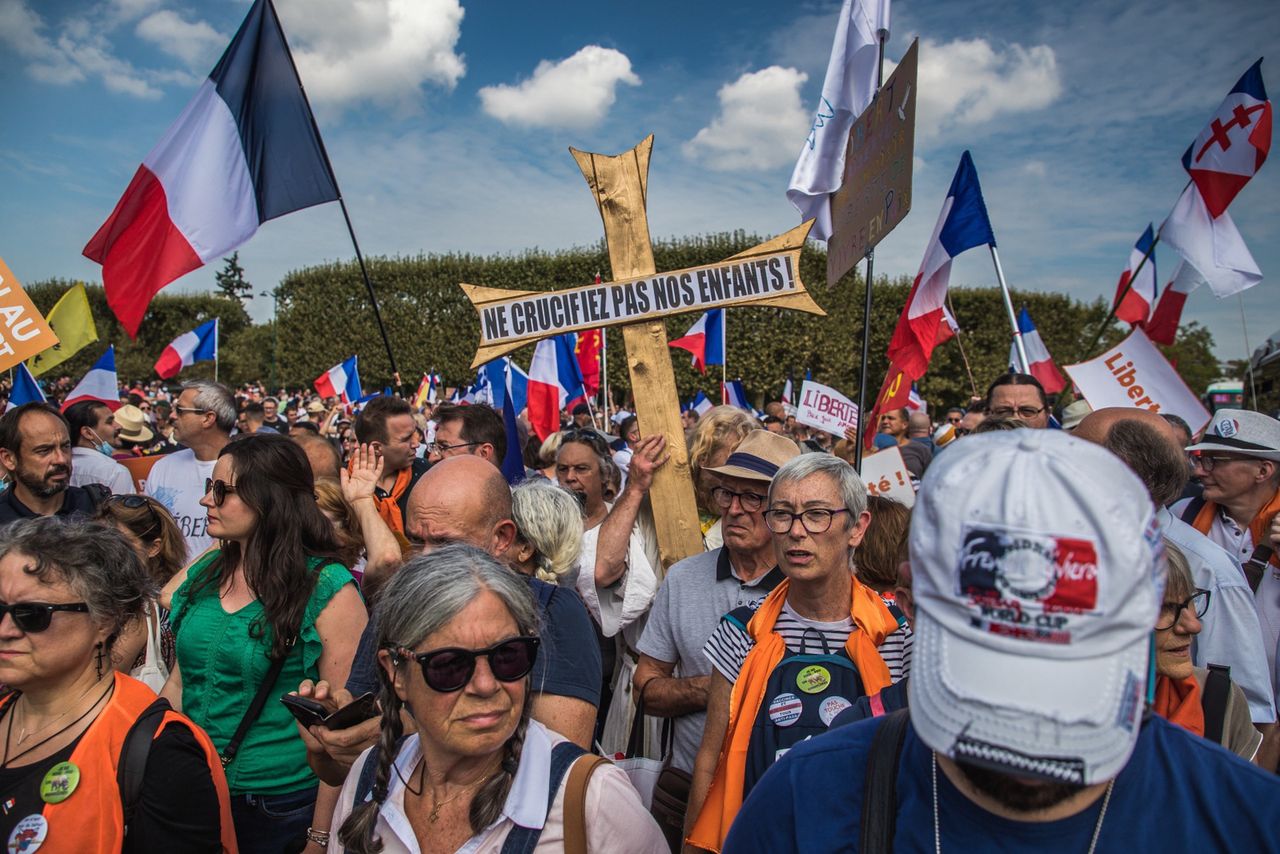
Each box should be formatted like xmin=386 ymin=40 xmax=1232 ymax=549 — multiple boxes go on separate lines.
xmin=462 ymin=220 xmax=825 ymax=367
xmin=860 ymin=445 xmax=914 ymax=507
xmin=0 ymin=258 xmax=59 ymax=372
xmin=1065 ymin=327 xmax=1211 ymax=432
xmin=827 ymin=38 xmax=919 ymax=284
xmin=797 ymin=379 xmax=858 ymax=438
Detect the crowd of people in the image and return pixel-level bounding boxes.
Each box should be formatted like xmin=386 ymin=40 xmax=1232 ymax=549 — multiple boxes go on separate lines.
xmin=0 ymin=368 xmax=1277 ymax=852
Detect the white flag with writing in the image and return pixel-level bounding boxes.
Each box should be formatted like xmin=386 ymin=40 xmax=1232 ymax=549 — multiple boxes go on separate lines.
xmin=786 ymin=0 xmax=890 ymax=241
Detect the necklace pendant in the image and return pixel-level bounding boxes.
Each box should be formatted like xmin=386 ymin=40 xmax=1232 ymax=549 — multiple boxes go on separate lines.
xmin=429 ymin=807 xmax=440 ymax=823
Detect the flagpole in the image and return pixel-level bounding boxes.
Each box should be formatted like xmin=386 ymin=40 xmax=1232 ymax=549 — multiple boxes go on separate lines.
xmin=852 ymin=28 xmax=889 ymax=470
xmin=946 ymin=294 xmax=980 ymax=399
xmin=1239 ymin=294 xmax=1259 ymax=410
xmin=990 ymin=246 xmax=1030 ymax=373
xmin=265 ymin=0 xmax=401 ymax=392
xmin=213 ymin=316 xmax=220 ymax=383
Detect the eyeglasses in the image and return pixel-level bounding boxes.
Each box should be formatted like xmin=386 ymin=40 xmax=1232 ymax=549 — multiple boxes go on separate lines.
xmin=561 ymin=429 xmax=611 ymax=454
xmin=174 ymin=406 xmax=210 ymax=417
xmin=394 ymin=636 xmax=540 ymax=693
xmin=426 ymin=440 xmax=481 ymax=456
xmin=1155 ymin=588 xmax=1211 ymax=631
xmin=204 ymin=478 xmax=238 ymax=507
xmin=764 ymin=507 xmax=851 ymax=534
xmin=1188 ymin=453 xmax=1250 ymax=473
xmin=711 ymin=486 xmax=767 ymax=513
xmin=987 ymin=406 xmax=1046 ymax=420
xmin=103 ymin=494 xmax=163 ymax=538
xmin=0 ymin=602 xmax=90 ymax=633
xmin=946 ymin=416 xmax=962 ymax=424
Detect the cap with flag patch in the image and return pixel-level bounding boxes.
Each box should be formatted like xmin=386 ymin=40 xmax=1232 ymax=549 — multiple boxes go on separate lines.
xmin=1185 ymin=408 xmax=1280 ymax=461
xmin=908 ymin=429 xmax=1164 ymax=786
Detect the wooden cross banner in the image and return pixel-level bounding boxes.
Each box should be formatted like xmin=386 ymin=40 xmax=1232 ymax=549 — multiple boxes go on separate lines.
xmin=462 ymin=136 xmax=826 ymax=571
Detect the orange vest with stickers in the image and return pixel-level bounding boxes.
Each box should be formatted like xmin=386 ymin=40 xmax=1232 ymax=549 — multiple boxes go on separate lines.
xmin=0 ymin=672 xmax=237 ymax=853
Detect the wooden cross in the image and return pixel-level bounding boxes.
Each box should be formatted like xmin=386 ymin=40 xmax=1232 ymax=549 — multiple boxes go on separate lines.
xmin=463 ymin=136 xmax=825 ymax=572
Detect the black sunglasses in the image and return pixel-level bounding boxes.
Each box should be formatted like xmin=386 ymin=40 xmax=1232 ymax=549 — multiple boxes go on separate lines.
xmin=395 ymin=636 xmax=539 ymax=693
xmin=561 ymin=428 xmax=611 ymax=453
xmin=204 ymin=478 xmax=238 ymax=507
xmin=0 ymin=602 xmax=90 ymax=633
xmin=104 ymin=494 xmax=162 ymax=538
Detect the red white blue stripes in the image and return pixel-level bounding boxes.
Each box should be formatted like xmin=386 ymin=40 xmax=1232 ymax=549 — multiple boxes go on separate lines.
xmin=155 ymin=318 xmax=219 ymax=379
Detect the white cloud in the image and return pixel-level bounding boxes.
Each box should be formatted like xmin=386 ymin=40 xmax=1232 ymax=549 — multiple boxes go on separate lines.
xmin=910 ymin=37 xmax=1062 ymax=141
xmin=275 ymin=0 xmax=465 ymax=110
xmin=136 ymin=10 xmax=226 ymax=69
xmin=478 ymin=45 xmax=640 ymax=129
xmin=682 ymin=66 xmax=810 ymax=171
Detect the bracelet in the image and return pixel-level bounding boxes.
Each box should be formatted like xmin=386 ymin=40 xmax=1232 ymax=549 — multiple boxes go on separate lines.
xmin=305 ymin=827 xmax=331 ymax=846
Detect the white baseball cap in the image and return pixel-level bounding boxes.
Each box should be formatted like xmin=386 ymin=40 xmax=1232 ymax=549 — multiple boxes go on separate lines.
xmin=907 ymin=429 xmax=1165 ymax=785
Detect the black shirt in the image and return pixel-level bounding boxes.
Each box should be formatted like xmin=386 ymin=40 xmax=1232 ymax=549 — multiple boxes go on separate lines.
xmin=0 ymin=485 xmax=106 ymax=528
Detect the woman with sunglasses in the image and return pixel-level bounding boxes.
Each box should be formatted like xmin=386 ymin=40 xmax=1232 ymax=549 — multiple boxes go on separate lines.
xmin=1152 ymin=542 xmax=1262 ymax=762
xmin=0 ymin=516 xmax=235 ymax=851
xmin=162 ymin=434 xmax=367 ymax=854
xmin=334 ymin=544 xmax=665 ymax=854
xmin=94 ymin=494 xmax=185 ymax=690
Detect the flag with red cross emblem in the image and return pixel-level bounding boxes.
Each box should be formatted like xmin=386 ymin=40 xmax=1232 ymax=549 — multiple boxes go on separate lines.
xmin=1181 ymin=58 xmax=1271 ymax=218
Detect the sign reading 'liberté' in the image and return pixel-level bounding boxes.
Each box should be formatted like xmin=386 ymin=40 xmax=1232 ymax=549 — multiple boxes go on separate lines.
xmin=461 ymin=220 xmax=825 ymax=367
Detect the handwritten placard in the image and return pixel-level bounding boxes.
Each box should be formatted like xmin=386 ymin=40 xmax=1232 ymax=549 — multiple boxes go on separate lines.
xmin=859 ymin=444 xmax=914 ymax=507
xmin=1065 ymin=327 xmax=1211 ymax=433
xmin=797 ymin=379 xmax=859 ymax=438
xmin=0 ymin=257 xmax=59 ymax=372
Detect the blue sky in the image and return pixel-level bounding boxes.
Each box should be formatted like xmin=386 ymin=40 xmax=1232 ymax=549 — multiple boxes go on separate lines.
xmin=1 ymin=0 xmax=1277 ymax=365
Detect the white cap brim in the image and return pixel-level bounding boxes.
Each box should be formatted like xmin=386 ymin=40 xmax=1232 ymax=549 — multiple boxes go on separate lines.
xmin=908 ymin=605 xmax=1148 ymax=786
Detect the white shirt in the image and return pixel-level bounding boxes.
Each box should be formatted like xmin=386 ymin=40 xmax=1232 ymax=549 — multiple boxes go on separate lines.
xmin=70 ymin=446 xmax=135 ymax=495
xmin=328 ymin=722 xmax=666 ymax=854
xmin=144 ymin=448 xmax=216 ymax=561
xmin=575 ymin=510 xmax=658 ymax=649
xmin=1159 ymin=507 xmax=1277 ymax=722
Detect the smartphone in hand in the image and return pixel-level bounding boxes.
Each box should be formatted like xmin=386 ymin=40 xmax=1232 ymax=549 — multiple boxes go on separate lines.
xmin=280 ymin=692 xmax=379 ymax=730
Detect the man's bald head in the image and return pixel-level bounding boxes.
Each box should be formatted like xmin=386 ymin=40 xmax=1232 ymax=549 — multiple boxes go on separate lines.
xmin=907 ymin=411 xmax=932 ymax=438
xmin=290 ymin=432 xmax=342 ymax=481
xmin=1076 ymin=407 xmax=1188 ymax=506
xmin=405 ymin=455 xmax=516 ymax=560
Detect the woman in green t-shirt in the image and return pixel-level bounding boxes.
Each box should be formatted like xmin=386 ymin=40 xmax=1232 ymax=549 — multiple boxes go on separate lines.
xmin=161 ymin=434 xmax=367 ymax=854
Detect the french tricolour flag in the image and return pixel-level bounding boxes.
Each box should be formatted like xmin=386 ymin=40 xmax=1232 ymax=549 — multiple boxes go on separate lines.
xmin=669 ymin=309 xmax=725 ymax=374
xmin=1146 ymin=261 xmax=1205 ymax=346
xmin=1182 ymin=58 xmax=1271 ymax=219
xmin=723 ymin=379 xmax=755 ymax=414
xmin=82 ymin=0 xmax=338 ymax=337
xmin=62 ymin=347 xmax=122 ymax=412
xmin=1112 ymin=224 xmax=1157 ymax=326
xmin=1010 ymin=308 xmax=1066 ymax=394
xmin=685 ymin=391 xmax=714 ymax=416
xmin=155 ymin=318 xmax=218 ymax=379
xmin=886 ymin=151 xmax=995 ymax=380
xmin=527 ymin=334 xmax=585 ymax=440
xmin=315 ymin=356 xmax=362 ymax=404
xmin=5 ymin=364 xmax=46 ymax=413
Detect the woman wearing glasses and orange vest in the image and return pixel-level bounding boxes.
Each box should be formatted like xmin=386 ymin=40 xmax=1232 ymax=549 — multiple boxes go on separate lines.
xmin=0 ymin=516 xmax=234 ymax=852
xmin=160 ymin=434 xmax=367 ymax=854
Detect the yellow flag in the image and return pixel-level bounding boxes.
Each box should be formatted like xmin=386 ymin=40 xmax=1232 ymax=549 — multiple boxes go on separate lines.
xmin=27 ymin=283 xmax=98 ymax=377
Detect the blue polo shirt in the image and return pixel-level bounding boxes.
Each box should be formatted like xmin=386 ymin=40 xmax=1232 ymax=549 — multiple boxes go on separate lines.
xmin=724 ymin=714 xmax=1280 ymax=853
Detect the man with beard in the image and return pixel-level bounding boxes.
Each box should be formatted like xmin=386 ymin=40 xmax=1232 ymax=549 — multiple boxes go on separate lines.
xmin=724 ymin=430 xmax=1280 ymax=852
xmin=0 ymin=403 xmax=108 ymax=524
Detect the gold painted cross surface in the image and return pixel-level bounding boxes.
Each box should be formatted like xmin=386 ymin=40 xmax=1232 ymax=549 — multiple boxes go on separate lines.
xmin=461 ymin=136 xmax=825 ymax=571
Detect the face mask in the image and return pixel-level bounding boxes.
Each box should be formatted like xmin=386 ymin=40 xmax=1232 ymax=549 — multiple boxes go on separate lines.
xmin=89 ymin=430 xmax=113 ymax=457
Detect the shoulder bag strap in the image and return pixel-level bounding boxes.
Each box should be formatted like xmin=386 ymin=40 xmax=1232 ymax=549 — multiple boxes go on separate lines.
xmin=117 ymin=697 xmax=173 ymax=834
xmin=564 ymin=754 xmax=610 ymax=854
xmin=1201 ymin=664 xmax=1232 ymax=746
xmin=859 ymin=708 xmax=911 ymax=854
xmin=500 ymin=741 xmax=587 ymax=854
xmin=220 ymin=640 xmax=293 ymax=768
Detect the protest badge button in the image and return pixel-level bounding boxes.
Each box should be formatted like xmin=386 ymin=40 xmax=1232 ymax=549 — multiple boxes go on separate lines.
xmin=39 ymin=762 xmax=79 ymax=804
xmin=768 ymin=692 xmax=803 ymax=727
xmin=819 ymin=696 xmax=852 ymax=726
xmin=796 ymin=665 xmax=831 ymax=694
xmin=7 ymin=814 xmax=47 ymax=853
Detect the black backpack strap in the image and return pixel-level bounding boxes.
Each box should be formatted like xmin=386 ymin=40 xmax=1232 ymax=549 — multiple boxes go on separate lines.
xmin=501 ymin=740 xmax=587 ymax=854
xmin=1179 ymin=495 xmax=1207 ymax=525
xmin=860 ymin=708 xmax=911 ymax=854
xmin=117 ymin=697 xmax=173 ymax=835
xmin=220 ymin=642 xmax=292 ymax=768
xmin=1202 ymin=664 xmax=1232 ymax=746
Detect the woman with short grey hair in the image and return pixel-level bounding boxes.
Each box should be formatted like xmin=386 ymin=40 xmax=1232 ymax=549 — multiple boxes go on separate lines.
xmin=333 ymin=543 xmax=664 ymax=854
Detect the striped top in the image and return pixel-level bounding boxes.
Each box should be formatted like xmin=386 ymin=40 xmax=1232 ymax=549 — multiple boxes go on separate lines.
xmin=703 ymin=598 xmax=912 ymax=684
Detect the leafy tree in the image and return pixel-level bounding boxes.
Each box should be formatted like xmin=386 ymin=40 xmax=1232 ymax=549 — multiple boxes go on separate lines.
xmin=214 ymin=252 xmax=253 ymax=304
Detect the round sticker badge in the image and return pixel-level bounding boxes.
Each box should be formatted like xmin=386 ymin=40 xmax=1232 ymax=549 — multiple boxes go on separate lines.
xmin=819 ymin=696 xmax=852 ymax=726
xmin=768 ymin=692 xmax=803 ymax=727
xmin=39 ymin=762 xmax=79 ymax=805
xmin=7 ymin=815 xmax=47 ymax=854
xmin=796 ymin=665 xmax=831 ymax=694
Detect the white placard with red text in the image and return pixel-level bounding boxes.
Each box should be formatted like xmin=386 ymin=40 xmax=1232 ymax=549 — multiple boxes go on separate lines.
xmin=1064 ymin=327 xmax=1211 ymax=433
xmin=797 ymin=380 xmax=859 ymax=438
xmin=859 ymin=445 xmax=915 ymax=507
